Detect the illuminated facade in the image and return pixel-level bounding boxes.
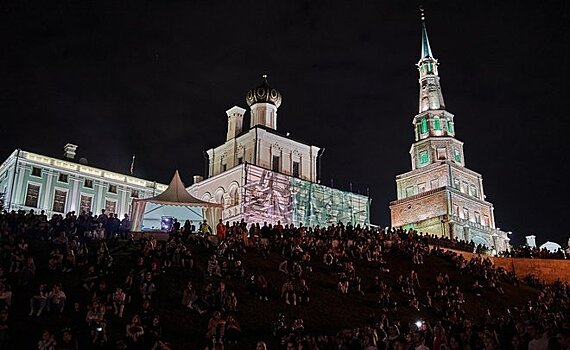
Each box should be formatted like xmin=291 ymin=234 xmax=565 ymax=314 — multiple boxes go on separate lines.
xmin=389 ymin=15 xmax=509 ymax=251
xmin=189 ymin=76 xmax=370 ymax=226
xmin=0 ymin=146 xmax=167 ymax=218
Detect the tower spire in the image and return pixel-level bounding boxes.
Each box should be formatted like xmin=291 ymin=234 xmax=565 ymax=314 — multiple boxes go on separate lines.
xmin=420 ymin=6 xmax=433 ymax=59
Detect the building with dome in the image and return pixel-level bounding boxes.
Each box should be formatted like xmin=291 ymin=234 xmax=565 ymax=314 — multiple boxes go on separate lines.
xmin=389 ymin=13 xmax=510 ymax=251
xmin=188 ymin=76 xmax=370 ymax=227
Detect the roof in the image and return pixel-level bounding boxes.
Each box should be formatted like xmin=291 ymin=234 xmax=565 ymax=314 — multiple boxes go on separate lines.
xmin=133 ymin=170 xmax=222 ymax=207
xmin=420 ymin=16 xmax=434 ymax=59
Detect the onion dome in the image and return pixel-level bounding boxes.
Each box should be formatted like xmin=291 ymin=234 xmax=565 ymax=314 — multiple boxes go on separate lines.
xmin=246 ymin=74 xmax=282 ymax=108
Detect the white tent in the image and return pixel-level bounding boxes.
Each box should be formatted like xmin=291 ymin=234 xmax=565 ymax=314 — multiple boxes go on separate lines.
xmin=130 ymin=170 xmax=222 ymax=232
xmin=539 ymin=241 xmax=562 ymax=253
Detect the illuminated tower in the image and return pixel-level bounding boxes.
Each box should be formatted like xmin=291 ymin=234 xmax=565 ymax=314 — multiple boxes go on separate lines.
xmin=389 ymin=10 xmax=509 ymax=251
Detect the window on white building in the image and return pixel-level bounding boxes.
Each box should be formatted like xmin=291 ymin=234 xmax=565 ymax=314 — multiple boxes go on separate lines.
xmin=474 ymin=211 xmax=481 ymax=224
xmin=25 ymin=184 xmax=40 ymax=208
xmin=453 ymin=204 xmax=459 ymax=216
xmin=84 ymin=179 xmax=93 ymax=188
xmin=405 ymin=186 xmax=415 ymax=197
xmin=131 ymin=189 xmax=139 ymax=198
xmin=80 ymin=195 xmax=92 ymax=213
xmin=272 ymin=155 xmax=280 ymax=172
xmin=237 ymin=157 xmax=243 ymax=165
xmin=483 ymin=215 xmax=490 ymax=227
xmin=221 ymin=163 xmax=227 ymax=172
xmin=58 ymin=173 xmax=68 ymax=183
xmin=462 ymin=207 xmax=469 ymax=220
xmin=454 ymin=178 xmax=460 ymax=189
xmin=469 ymin=185 xmax=479 ymax=198
xmin=105 ymin=200 xmax=116 ymax=214
xmin=31 ymin=167 xmax=42 ymax=177
xmin=292 ymin=161 xmax=300 ymax=178
xmin=108 ymin=184 xmax=117 ymax=193
xmin=52 ymin=190 xmax=67 ymax=213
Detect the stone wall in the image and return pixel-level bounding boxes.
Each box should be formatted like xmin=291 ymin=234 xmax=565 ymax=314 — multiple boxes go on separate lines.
xmin=436 ymin=247 xmax=570 ymax=283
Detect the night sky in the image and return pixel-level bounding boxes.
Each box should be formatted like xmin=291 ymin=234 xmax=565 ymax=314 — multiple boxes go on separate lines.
xmin=0 ymin=1 xmax=568 ymax=245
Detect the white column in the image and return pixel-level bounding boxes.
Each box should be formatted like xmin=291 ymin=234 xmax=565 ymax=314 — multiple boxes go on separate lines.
xmin=43 ymin=169 xmax=54 ymax=211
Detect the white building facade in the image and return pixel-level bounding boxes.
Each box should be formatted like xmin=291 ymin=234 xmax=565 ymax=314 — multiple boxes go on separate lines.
xmin=389 ymin=16 xmax=510 ymax=251
xmin=0 ymin=145 xmax=167 ymax=218
xmin=189 ymin=76 xmax=370 ymax=226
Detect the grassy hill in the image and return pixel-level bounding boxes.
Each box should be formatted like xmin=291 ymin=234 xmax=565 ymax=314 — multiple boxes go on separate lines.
xmin=9 ymin=239 xmax=539 ymax=349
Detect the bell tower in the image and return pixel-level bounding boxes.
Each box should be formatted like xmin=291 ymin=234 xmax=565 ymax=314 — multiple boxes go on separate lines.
xmin=389 ymin=8 xmax=510 ymax=252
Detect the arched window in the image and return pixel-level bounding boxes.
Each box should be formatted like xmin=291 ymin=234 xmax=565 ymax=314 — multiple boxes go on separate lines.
xmin=434 ymin=116 xmax=441 ymax=130
xmin=447 ymin=120 xmax=454 ymax=134
xmin=420 ymin=118 xmax=428 ymax=134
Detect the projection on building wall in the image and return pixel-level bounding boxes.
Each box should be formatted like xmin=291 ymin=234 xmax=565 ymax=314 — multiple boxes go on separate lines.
xmin=242 ymin=166 xmax=370 ymax=227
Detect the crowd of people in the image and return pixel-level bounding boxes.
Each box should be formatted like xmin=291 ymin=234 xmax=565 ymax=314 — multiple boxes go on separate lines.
xmin=0 ymin=208 xmax=568 ymax=349
xmin=498 ymin=246 xmax=568 ymax=260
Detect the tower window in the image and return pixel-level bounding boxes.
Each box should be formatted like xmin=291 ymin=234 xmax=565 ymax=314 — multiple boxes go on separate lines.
xmin=237 ymin=157 xmax=243 ymax=165
xmin=419 ymin=150 xmax=429 ymax=165
xmin=108 ymin=184 xmax=117 ymax=193
xmin=58 ymin=173 xmax=68 ymax=183
xmin=418 ymin=182 xmax=426 ymax=193
xmin=434 ymin=116 xmax=441 ymax=130
xmin=430 ymin=178 xmax=439 ymax=189
xmin=84 ymin=179 xmax=93 ymax=188
xmin=420 ymin=118 xmax=428 ymax=134
xmin=453 ymin=204 xmax=459 ymax=215
xmin=436 ymin=147 xmax=447 ymax=160
xmin=454 ymin=150 xmax=462 ymax=163
xmin=272 ymin=156 xmax=280 ymax=172
xmin=221 ymin=163 xmax=227 ymax=172
xmin=447 ymin=120 xmax=454 ymax=134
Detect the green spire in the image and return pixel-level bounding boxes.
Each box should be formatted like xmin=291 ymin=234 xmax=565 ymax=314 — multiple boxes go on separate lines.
xmin=420 ymin=8 xmax=433 ymax=59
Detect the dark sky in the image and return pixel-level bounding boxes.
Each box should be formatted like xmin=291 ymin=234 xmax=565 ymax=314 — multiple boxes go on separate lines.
xmin=0 ymin=1 xmax=568 ymax=245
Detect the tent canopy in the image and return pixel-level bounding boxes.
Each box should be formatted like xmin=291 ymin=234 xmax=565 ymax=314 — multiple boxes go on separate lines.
xmin=138 ymin=170 xmax=221 ymax=207
xmin=130 ymin=170 xmax=221 ymax=231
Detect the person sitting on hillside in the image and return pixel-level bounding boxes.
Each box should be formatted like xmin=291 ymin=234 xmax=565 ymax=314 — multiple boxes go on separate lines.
xmin=207 ymin=255 xmax=222 ymax=277
xmin=29 ymin=283 xmax=48 ymax=316
xmin=140 ymin=272 xmax=157 ymax=300
xmin=278 ymin=259 xmax=289 ymax=275
xmin=472 ymin=280 xmax=484 ymax=296
xmin=255 ymin=274 xmax=269 ymax=301
xmin=282 ymin=280 xmax=296 ymax=305
xmin=338 ymin=273 xmax=349 ymax=294
xmin=126 ymin=314 xmax=145 ymax=348
xmin=47 ymin=283 xmax=66 ymax=314
xmin=295 ymin=279 xmax=310 ymax=304
xmin=224 ymin=315 xmax=241 ymax=345
xmin=206 ymin=311 xmax=226 ymax=344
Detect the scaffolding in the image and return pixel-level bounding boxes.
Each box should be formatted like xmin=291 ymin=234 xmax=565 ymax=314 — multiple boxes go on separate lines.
xmin=242 ymin=165 xmax=369 ymax=226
